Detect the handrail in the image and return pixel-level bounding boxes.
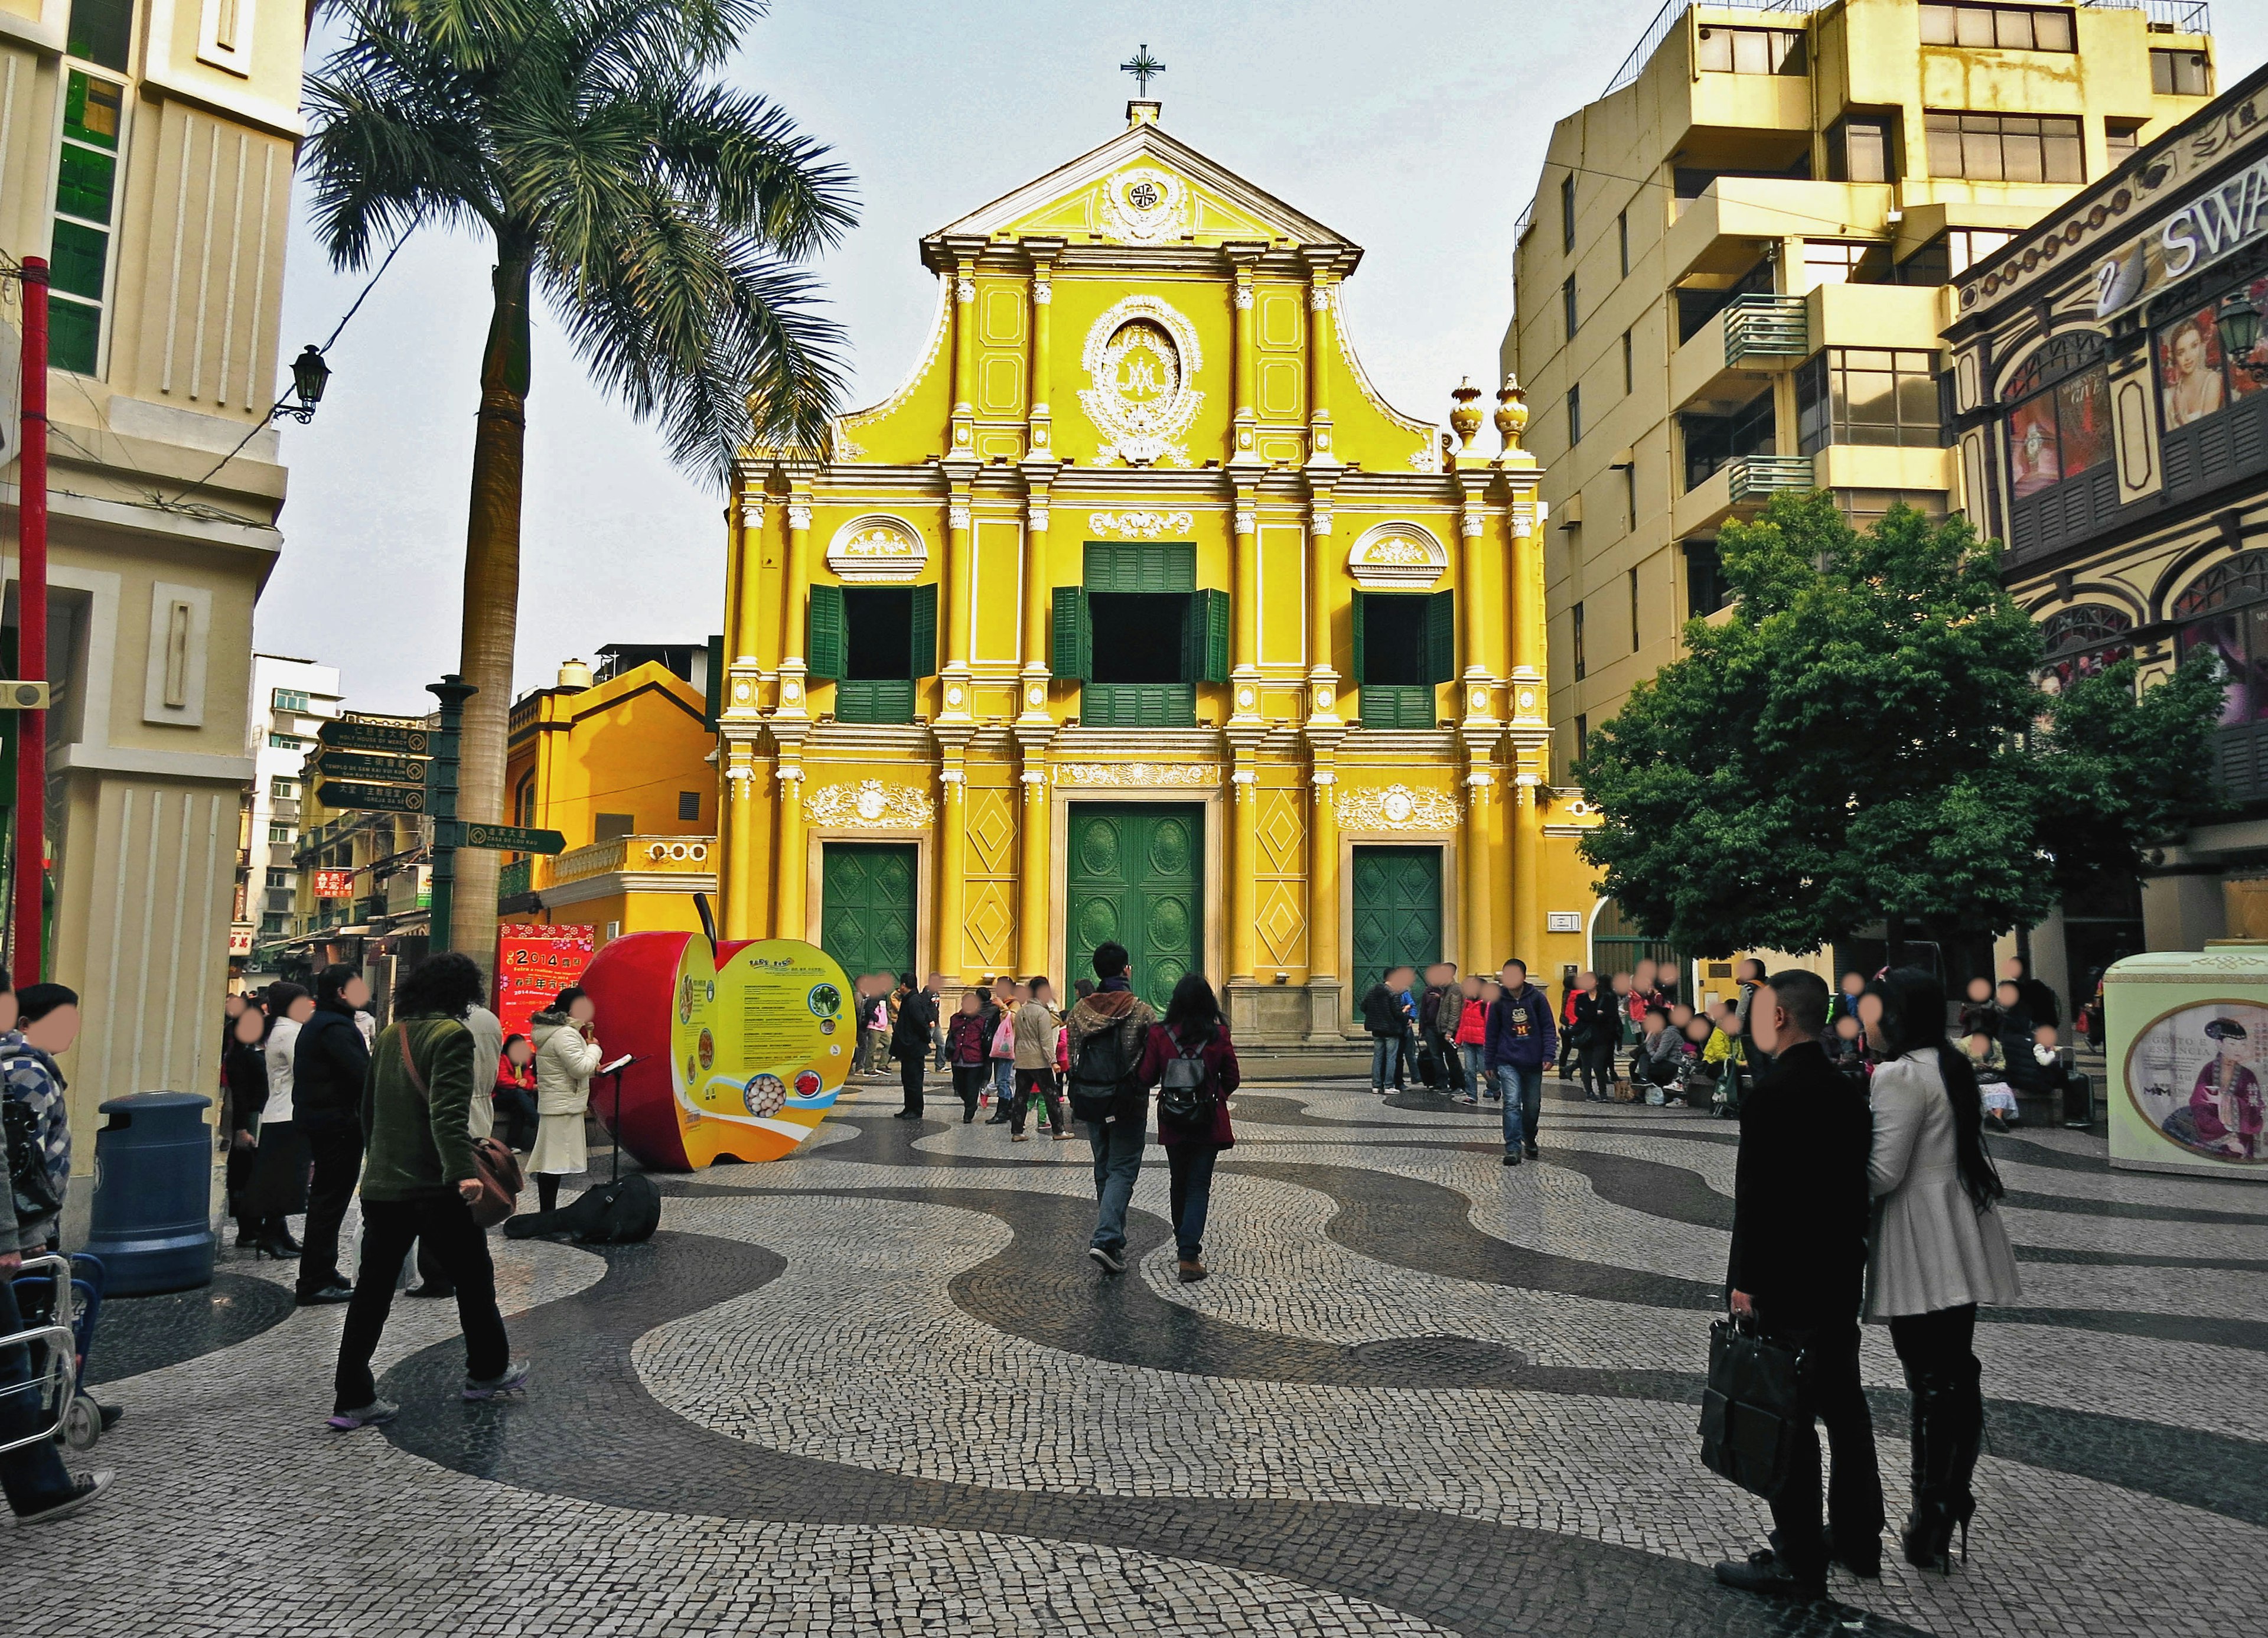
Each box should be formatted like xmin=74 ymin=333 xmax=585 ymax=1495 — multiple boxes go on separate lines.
xmin=1604 ymin=0 xmax=1826 ymax=96
xmin=2080 ymin=1 xmax=2211 ymax=35
xmin=0 ymin=1254 xmax=76 ymax=1455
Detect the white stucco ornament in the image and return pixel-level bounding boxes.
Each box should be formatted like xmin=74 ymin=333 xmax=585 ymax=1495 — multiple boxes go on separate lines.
xmin=1097 ymin=166 xmax=1191 ymax=244
xmin=825 ymin=516 xmax=928 ymax=584
xmin=1079 ymin=295 xmax=1205 ymax=467
xmin=1347 ymin=522 xmax=1449 ymax=589
xmin=805 ymin=780 xmax=934 ymax=829
xmin=1336 ymin=782 xmax=1461 ymax=832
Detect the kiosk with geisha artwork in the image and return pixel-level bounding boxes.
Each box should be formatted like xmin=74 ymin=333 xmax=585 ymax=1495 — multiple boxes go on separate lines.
xmin=2106 ymin=948 xmax=2268 ymax=1180
xmin=581 ymin=929 xmax=855 ymax=1170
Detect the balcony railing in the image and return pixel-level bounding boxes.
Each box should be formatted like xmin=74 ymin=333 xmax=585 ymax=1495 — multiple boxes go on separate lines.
xmin=1723 ymin=294 xmax=1807 ymax=366
xmin=545 ymin=835 xmax=715 ymax=888
xmin=1604 ymin=0 xmax=1825 ymax=96
xmin=2081 ymin=1 xmax=2211 ymax=35
xmin=1728 ymin=454 xmax=1813 ymax=503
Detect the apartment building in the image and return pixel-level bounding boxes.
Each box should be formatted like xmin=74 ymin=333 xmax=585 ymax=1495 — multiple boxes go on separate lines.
xmin=234 ymin=652 xmax=338 ymax=984
xmin=2 ymin=3 xmax=308 ymax=1172
xmin=1505 ymin=0 xmax=2219 ymax=840
xmin=273 ymin=706 xmax=434 ymax=993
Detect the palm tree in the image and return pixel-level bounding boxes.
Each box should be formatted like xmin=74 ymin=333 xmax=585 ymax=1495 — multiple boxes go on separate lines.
xmin=304 ymin=0 xmax=855 ymax=965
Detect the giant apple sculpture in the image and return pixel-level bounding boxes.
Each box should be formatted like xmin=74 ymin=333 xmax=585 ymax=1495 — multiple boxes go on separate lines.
xmin=581 ymin=932 xmax=855 ymax=1170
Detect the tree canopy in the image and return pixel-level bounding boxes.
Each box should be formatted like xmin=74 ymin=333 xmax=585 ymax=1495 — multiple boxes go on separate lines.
xmin=1575 ymin=493 xmax=2224 ymax=956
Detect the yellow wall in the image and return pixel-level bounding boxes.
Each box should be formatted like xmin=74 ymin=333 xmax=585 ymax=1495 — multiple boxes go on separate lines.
xmin=506 ymin=663 xmax=716 ymax=853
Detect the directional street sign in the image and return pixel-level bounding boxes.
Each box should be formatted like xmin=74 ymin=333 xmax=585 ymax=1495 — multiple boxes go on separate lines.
xmin=439 ymin=820 xmax=566 ymax=855
xmin=318 ymin=780 xmax=428 ymax=815
xmin=317 ymin=719 xmax=432 ymax=757
xmin=311 ymin=750 xmax=426 ymax=786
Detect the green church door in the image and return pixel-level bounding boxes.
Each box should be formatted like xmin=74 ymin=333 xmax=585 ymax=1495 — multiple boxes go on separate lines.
xmin=1065 ymin=803 xmax=1203 ymax=1014
xmin=1351 ymin=845 xmax=1443 ymax=996
xmin=820 ymin=843 xmax=917 ymax=985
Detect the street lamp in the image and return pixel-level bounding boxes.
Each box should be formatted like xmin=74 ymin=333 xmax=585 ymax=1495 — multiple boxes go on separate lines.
xmin=272 ymin=344 xmax=332 ymax=424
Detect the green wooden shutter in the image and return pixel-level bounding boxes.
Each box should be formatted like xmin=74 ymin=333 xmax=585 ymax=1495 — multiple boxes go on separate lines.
xmin=703 ymin=633 xmax=725 ymax=728
xmin=1051 ymin=585 xmax=1091 ymax=680
xmin=1425 ymin=590 xmax=1457 ymax=685
xmin=910 ymin=582 xmax=939 ymax=679
xmin=1349 ymin=588 xmax=1367 ymax=685
xmin=807 ymin=584 xmax=845 ymax=680
xmin=1201 ymin=589 xmax=1230 ymax=683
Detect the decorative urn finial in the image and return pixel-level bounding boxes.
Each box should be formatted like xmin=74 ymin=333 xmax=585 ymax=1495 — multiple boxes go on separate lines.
xmin=1494 ymin=372 xmax=1529 ymax=453
xmin=1448 ymin=376 xmax=1485 ymax=452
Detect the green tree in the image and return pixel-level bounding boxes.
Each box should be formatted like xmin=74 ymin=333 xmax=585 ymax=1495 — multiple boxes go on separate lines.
xmin=304 ymin=0 xmax=855 ymax=963
xmin=1576 ymin=491 xmax=2224 ymax=958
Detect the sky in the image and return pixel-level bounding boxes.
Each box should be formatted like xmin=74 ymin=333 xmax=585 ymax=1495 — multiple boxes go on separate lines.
xmin=252 ymin=0 xmax=2268 ymax=715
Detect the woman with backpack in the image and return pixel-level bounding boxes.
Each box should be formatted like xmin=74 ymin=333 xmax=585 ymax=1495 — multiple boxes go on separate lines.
xmin=1135 ymin=973 xmax=1241 ymax=1285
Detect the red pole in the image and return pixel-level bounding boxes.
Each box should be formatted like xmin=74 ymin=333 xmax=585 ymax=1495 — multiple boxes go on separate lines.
xmin=14 ymin=256 xmax=48 ymax=984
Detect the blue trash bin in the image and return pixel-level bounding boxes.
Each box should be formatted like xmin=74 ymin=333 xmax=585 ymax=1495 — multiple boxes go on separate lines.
xmin=84 ymin=1092 xmax=216 ymax=1295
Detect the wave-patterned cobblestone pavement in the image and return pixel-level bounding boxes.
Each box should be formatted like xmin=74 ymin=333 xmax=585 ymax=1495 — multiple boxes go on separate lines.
xmin=17 ymin=1077 xmax=2265 ymax=1637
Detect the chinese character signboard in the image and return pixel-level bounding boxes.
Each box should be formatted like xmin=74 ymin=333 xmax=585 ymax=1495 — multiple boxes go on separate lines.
xmin=494 ymin=922 xmax=595 ymax=1042
xmin=314 ymin=869 xmax=356 ymax=899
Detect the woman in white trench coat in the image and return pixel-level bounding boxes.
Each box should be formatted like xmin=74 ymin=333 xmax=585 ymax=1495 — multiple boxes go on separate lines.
xmin=1862 ymin=967 xmax=2023 ymax=1576
xmin=529 ymin=987 xmax=604 ymax=1214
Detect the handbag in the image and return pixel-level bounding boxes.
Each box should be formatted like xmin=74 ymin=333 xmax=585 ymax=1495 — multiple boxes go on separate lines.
xmin=396 ymin=1023 xmax=525 ymax=1229
xmin=1156 ymin=1031 xmax=1214 ymax=1127
xmin=1697 ymin=1317 xmax=1806 ymax=1500
xmin=990 ymin=1013 xmax=1015 ymax=1059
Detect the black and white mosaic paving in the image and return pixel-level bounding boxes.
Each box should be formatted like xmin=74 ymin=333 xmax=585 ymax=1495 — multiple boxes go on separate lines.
xmin=19 ymin=1075 xmax=2266 ymax=1638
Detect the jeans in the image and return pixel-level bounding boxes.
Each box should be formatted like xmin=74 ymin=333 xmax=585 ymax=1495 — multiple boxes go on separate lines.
xmin=899 ymin=1053 xmax=926 ymax=1115
xmin=1368 ymin=1034 xmax=1401 ymax=1090
xmin=1165 ymin=1142 xmax=1220 ymax=1261
xmin=1460 ymin=1043 xmax=1487 ymax=1095
xmin=1084 ymin=1115 xmax=1146 ymax=1254
xmin=0 ymin=1276 xmax=76 ymax=1515
xmin=1495 ymin=1063 xmax=1543 ymax=1152
xmin=1427 ymin=1030 xmax=1468 ymax=1095
xmin=1011 ymin=1068 xmax=1064 ymax=1136
xmin=297 ymin=1111 xmax=364 ymax=1297
xmin=992 ymin=1057 xmax=1015 ymax=1106
xmin=1758 ymin=1314 xmax=1884 ymax=1587
xmin=333 ymin=1191 xmax=510 ymax=1414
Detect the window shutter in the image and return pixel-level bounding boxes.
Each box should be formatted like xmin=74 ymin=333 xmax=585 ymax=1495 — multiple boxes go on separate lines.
xmin=807 ymin=584 xmax=845 ymax=680
xmin=1203 ymin=588 xmax=1230 ymax=684
xmin=1425 ymin=590 xmax=1457 ymax=685
xmin=910 ymin=582 xmax=939 ymax=679
xmin=1349 ymin=588 xmax=1367 ymax=685
xmin=1051 ymin=585 xmax=1091 ymax=680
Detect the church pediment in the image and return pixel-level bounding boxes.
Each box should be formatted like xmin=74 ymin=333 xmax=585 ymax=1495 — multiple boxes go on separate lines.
xmin=923 ymin=119 xmax=1354 ymax=261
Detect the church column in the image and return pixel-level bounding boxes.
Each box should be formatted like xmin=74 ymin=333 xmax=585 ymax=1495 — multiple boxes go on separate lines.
xmin=1455 ymin=481 xmax=1500 ymax=971
xmin=1305 ymin=481 xmax=1340 ymax=726
xmin=1026 ymin=242 xmax=1059 ymax=460
xmin=773 ymin=750 xmax=807 ymax=942
xmin=938 ymin=483 xmax=976 ymax=727
xmin=776 ymin=489 xmax=814 ymax=722
xmin=1228 ymin=246 xmax=1263 ymax=467
xmin=1015 ymin=489 xmax=1055 ymax=978
xmin=947 ymin=245 xmax=979 ymax=463
xmin=1230 ymin=489 xmax=1260 ymax=726
xmin=936 ymin=756 xmax=968 ymax=982
xmin=719 ymin=486 xmax=770 ymax=939
xmin=1305 ymin=744 xmax=1344 ymax=1040
xmin=1304 ymin=255 xmax=1341 ymax=468
xmin=1500 ymin=383 xmax=1547 ymax=969
xmin=1228 ymin=759 xmax=1259 ymax=984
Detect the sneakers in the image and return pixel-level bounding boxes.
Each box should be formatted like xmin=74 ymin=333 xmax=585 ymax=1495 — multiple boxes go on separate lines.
xmin=1712 ymin=1546 xmax=1825 ymax=1601
xmin=13 ymin=1470 xmax=113 ymax=1525
xmin=1503 ymin=1152 xmax=1522 ymax=1167
xmin=1052 ymin=1131 xmax=1074 ymax=1141
xmin=1087 ymin=1245 xmax=1126 ymax=1275
xmin=1176 ymin=1259 xmax=1208 ymax=1283
xmin=326 ymin=1399 xmax=399 ymax=1432
xmin=1524 ymin=1142 xmax=1540 ymax=1160
xmin=1011 ymin=1132 xmax=1030 ymax=1142
xmin=462 ymin=1359 xmax=532 ymax=1401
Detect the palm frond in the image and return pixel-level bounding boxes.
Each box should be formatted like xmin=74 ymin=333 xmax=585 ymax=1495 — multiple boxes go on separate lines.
xmin=639 ymin=83 xmax=858 ymax=258
xmin=302 ymin=37 xmax=501 ymax=263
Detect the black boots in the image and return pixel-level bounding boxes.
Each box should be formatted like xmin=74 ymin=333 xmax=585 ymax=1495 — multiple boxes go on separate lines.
xmin=1901 ymin=1360 xmax=1982 ymax=1572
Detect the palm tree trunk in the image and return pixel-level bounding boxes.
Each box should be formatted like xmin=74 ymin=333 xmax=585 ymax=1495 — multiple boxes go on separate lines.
xmin=448 ymin=248 xmax=533 ymax=973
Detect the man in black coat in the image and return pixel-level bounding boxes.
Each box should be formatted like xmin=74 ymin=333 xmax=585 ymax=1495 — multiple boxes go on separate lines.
xmin=1715 ymin=968 xmax=1883 ymax=1602
xmin=890 ymin=972 xmax=936 ymax=1120
xmin=291 ymin=964 xmax=372 ymax=1305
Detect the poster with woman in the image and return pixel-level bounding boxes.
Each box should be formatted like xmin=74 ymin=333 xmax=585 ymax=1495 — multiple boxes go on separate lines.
xmin=2160 ymin=308 xmax=2228 ymax=429
xmin=2123 ymin=999 xmax=2268 ymax=1165
xmin=2008 ymin=392 xmax=2061 ymax=496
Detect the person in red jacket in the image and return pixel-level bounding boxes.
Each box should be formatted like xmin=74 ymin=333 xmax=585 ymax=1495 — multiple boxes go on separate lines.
xmin=1135 ymin=972 xmax=1241 ymax=1285
xmin=943 ymin=992 xmax=990 ymax=1124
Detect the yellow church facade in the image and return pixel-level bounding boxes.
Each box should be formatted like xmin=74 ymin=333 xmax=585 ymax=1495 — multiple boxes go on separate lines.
xmin=717 ymin=102 xmax=1600 ymax=1037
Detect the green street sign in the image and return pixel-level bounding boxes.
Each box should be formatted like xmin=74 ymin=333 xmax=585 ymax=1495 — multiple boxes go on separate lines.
xmin=443 ymin=820 xmax=566 ymax=855
xmin=318 ymin=780 xmax=428 ymax=815
xmin=317 ymin=719 xmax=432 ymax=757
xmin=311 ymin=750 xmax=426 ymax=786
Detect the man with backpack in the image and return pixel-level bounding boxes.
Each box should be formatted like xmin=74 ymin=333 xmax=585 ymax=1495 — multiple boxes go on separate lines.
xmin=1063 ymin=941 xmax=1156 ymax=1275
xmin=1485 ymin=959 xmax=1556 ymax=1166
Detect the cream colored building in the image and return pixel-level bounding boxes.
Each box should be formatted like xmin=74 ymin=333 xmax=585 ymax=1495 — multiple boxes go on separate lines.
xmin=2 ymin=1 xmax=307 ymax=1200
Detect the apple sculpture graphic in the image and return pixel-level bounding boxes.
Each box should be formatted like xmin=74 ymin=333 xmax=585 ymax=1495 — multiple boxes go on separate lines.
xmin=581 ymin=932 xmax=855 ymax=1170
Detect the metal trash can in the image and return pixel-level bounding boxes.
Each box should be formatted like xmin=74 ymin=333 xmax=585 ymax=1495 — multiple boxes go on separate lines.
xmin=83 ymin=1092 xmax=216 ymax=1295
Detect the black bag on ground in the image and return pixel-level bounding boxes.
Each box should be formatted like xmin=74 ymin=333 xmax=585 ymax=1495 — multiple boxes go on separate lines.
xmin=1697 ymin=1317 xmax=1804 ymax=1500
xmin=502 ymin=1173 xmax=660 ymax=1245
xmin=1067 ymin=1016 xmax=1138 ymax=1124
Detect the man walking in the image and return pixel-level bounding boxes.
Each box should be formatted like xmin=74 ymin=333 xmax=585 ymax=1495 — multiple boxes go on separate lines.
xmin=1484 ymin=959 xmax=1555 ymax=1165
xmin=891 ymin=972 xmax=936 ymax=1121
xmin=1715 ymin=968 xmax=1882 ymax=1602
xmin=1420 ymin=962 xmax=1465 ymax=1096
xmin=1063 ymin=942 xmax=1155 ymax=1274
xmin=291 ymin=965 xmax=373 ymax=1306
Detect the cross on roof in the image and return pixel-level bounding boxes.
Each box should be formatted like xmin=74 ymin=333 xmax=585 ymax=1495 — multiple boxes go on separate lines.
xmin=1120 ymin=43 xmax=1164 ymax=98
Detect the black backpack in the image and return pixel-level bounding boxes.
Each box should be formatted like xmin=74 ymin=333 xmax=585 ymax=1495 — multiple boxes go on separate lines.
xmin=1156 ymin=1030 xmax=1214 ymax=1127
xmin=1067 ymin=1012 xmax=1138 ymax=1123
xmin=502 ymin=1173 xmax=660 ymax=1245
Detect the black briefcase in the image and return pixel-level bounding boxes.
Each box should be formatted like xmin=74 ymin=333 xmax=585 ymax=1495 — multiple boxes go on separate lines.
xmin=1697 ymin=1318 xmax=1804 ymax=1500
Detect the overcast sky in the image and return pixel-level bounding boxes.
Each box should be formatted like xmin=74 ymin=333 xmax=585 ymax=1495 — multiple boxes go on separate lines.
xmin=252 ymin=1 xmax=2268 ymax=715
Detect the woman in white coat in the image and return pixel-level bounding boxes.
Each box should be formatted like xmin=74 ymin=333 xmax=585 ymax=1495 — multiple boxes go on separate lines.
xmin=1863 ymin=967 xmax=2022 ymax=1575
xmin=528 ymin=986 xmax=602 ymax=1214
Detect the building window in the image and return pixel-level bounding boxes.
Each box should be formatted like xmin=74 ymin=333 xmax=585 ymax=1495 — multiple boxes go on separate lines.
xmin=271 ymin=688 xmax=311 ymax=712
xmin=67 ymin=0 xmax=133 ymax=70
xmin=1797 ymin=349 xmax=1944 ymax=454
xmin=1684 ymin=539 xmax=1726 ymax=618
xmin=2105 ymin=121 xmax=2145 ymax=162
xmin=51 ymin=69 xmax=125 ymax=375
xmin=1893 ymin=227 xmax=2017 ymax=286
xmin=1572 ymin=601 xmax=1586 ymax=680
xmin=265 ymin=868 xmax=291 ymax=888
xmin=2152 ymin=48 xmax=2212 ymax=97
xmin=1682 ymin=390 xmax=1775 ymax=490
xmin=1617 ymin=210 xmax=1630 ymax=278
xmin=677 ymin=790 xmax=702 ymax=822
xmin=1566 ymin=383 xmax=1582 ymax=446
xmin=807 ymin=583 xmax=939 ymax=724
xmin=1693 ymin=25 xmax=1805 ymax=74
xmin=1623 ymin=462 xmax=1638 ymax=532
xmin=1628 ymin=567 xmax=1641 ymax=652
xmin=1573 ymin=715 xmax=1588 ymax=774
xmin=2039 ymin=604 xmax=2134 ymax=693
xmin=1918 ymin=5 xmax=2073 ymax=52
xmin=1924 ymin=111 xmax=2083 ymax=184
xmin=1621 ymin=329 xmax=1634 ymax=395
xmin=1676 ymin=257 xmax=1775 ymax=344
xmin=1827 ymin=116 xmax=1894 ymax=184
xmin=2005 ymin=334 xmax=2111 ymax=497
xmin=595 ymin=813 xmax=636 ymax=844
xmin=269 ymin=778 xmax=295 ymax=799
xmin=2175 ymin=552 xmax=2268 ymax=725
xmin=1561 ymin=172 xmax=1576 ymax=253
xmin=1803 ymin=240 xmax=1890 ymax=286
xmin=268 ymin=732 xmax=304 ymax=750
xmin=1351 ymin=591 xmax=1455 ymax=729
xmin=268 ymin=823 xmax=290 ymax=842
xmin=1562 ymin=275 xmax=1578 ymax=344
xmin=2155 ymin=280 xmax=2268 ymax=434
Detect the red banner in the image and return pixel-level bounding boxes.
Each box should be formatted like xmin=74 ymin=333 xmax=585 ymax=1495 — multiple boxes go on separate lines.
xmin=494 ymin=921 xmax=595 ymax=1044
xmin=313 ymin=868 xmax=355 ymax=899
